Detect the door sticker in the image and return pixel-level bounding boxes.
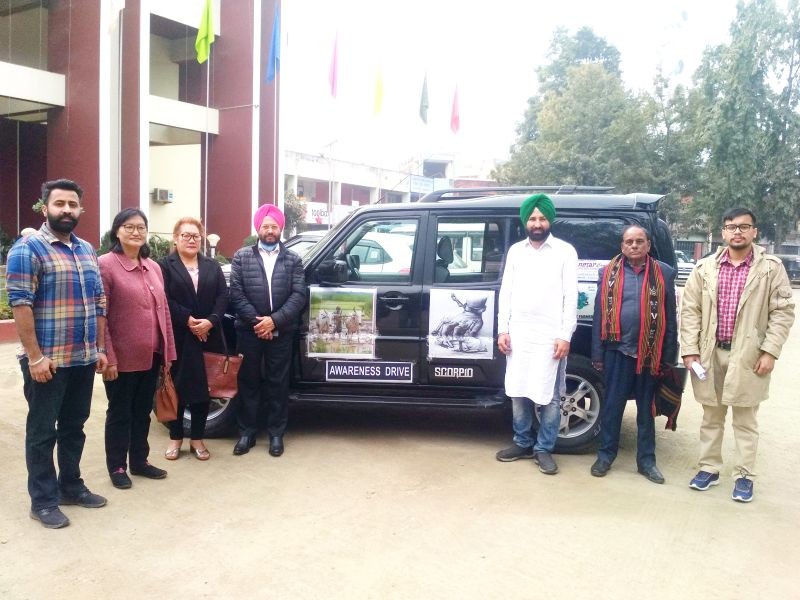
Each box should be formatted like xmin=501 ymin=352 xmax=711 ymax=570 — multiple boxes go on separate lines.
xmin=308 ymin=287 xmax=377 ymax=358
xmin=428 ymin=289 xmax=495 ymax=360
xmin=326 ymin=361 xmax=413 ymax=383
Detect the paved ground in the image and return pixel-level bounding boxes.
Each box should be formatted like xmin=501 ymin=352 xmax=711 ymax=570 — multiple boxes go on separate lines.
xmin=1 ymin=293 xmax=799 ymax=599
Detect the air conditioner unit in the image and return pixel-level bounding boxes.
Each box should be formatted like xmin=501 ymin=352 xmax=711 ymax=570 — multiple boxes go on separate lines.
xmin=152 ymin=188 xmax=174 ymax=203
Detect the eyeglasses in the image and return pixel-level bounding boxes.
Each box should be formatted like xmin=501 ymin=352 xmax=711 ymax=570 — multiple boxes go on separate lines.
xmin=121 ymin=224 xmax=147 ymax=234
xmin=179 ymin=233 xmax=202 ymax=242
xmin=722 ymin=224 xmax=754 ymax=233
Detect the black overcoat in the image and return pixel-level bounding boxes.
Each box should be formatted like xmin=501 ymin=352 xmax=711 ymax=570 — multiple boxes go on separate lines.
xmin=159 ymin=253 xmax=229 ymax=405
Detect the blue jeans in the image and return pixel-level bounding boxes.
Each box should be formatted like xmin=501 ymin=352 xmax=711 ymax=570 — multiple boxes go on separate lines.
xmin=21 ymin=359 xmax=96 ymax=511
xmin=511 ymin=359 xmax=565 ymax=453
xmin=597 ymin=349 xmax=657 ymax=467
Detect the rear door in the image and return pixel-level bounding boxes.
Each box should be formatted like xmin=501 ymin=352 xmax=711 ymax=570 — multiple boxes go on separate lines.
xmin=421 ymin=211 xmax=510 ymax=392
xmin=296 ymin=211 xmax=428 ymax=394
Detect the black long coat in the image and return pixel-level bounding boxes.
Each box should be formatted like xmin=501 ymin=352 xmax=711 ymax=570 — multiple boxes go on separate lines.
xmin=159 ymin=253 xmax=229 ymax=405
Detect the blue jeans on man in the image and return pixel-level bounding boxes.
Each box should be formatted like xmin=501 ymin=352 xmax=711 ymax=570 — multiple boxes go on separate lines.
xmin=597 ymin=349 xmax=657 ymax=468
xmin=511 ymin=359 xmax=565 ymax=452
xmin=21 ymin=360 xmax=96 ymax=511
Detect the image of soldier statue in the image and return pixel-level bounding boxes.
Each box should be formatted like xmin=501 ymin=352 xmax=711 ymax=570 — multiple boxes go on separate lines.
xmin=429 ymin=290 xmax=494 ymax=358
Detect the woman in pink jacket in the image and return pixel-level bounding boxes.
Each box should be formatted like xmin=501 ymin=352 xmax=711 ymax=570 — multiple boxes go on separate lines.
xmin=99 ymin=208 xmax=176 ymax=490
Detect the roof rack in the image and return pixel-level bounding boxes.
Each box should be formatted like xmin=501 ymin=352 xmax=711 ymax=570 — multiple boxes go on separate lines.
xmin=417 ymin=185 xmax=616 ymax=203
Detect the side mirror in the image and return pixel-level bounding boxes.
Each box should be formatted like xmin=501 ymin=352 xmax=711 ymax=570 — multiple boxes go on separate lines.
xmin=347 ymin=254 xmax=360 ymax=271
xmin=317 ymin=258 xmax=348 ymax=283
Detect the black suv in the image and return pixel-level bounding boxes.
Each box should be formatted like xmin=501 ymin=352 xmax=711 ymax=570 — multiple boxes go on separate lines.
xmin=199 ymin=186 xmax=682 ymax=452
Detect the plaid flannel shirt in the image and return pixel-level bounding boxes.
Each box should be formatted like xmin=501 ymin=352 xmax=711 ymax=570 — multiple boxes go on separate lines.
xmin=5 ymin=223 xmax=106 ymax=367
xmin=716 ymin=249 xmax=752 ymax=342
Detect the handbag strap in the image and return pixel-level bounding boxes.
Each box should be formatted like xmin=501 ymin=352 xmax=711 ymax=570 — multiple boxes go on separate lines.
xmin=212 ymin=320 xmax=231 ymax=358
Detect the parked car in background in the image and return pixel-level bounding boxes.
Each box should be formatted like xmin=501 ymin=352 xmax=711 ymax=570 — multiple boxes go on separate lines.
xmin=285 ymin=230 xmax=327 ymax=257
xmin=674 ymin=249 xmax=695 ymax=284
xmin=776 ymin=254 xmax=800 ymax=286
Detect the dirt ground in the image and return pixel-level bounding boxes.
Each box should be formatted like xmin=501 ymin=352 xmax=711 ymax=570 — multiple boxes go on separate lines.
xmin=1 ymin=295 xmax=799 ymax=599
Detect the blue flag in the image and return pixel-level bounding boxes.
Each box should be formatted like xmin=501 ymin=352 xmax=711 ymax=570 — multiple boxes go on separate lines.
xmin=266 ymin=6 xmax=281 ymax=82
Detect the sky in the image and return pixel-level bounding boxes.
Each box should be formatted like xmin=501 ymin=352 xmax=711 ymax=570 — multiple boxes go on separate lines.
xmin=279 ymin=0 xmax=741 ymax=177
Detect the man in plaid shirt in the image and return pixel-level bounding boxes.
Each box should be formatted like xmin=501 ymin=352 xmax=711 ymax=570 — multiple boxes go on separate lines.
xmin=6 ymin=179 xmax=109 ymax=528
xmin=681 ymin=207 xmax=794 ymax=503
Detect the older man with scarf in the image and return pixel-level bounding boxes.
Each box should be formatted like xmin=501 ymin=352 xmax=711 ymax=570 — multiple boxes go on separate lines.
xmin=590 ymin=225 xmax=677 ymax=484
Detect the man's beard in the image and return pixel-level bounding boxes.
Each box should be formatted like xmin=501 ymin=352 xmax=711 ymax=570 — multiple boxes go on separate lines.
xmin=527 ymin=228 xmax=549 ymax=242
xmin=48 ymin=213 xmax=78 ymax=234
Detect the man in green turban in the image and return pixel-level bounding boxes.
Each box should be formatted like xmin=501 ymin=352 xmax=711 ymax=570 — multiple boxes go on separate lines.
xmin=496 ymin=192 xmax=578 ymax=475
xmin=519 ymin=193 xmax=556 ymax=227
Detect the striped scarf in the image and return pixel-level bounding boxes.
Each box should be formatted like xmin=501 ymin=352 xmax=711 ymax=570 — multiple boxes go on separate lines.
xmin=599 ymin=254 xmax=667 ymax=375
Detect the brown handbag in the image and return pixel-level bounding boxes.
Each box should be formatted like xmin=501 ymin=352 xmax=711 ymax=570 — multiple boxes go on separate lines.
xmin=203 ymin=327 xmax=243 ymax=399
xmin=155 ymin=364 xmax=179 ymax=423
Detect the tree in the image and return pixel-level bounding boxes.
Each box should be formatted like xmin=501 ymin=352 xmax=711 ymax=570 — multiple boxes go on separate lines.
xmin=691 ymin=0 xmax=800 ymax=245
xmin=284 ymin=188 xmax=307 ymax=237
xmin=537 ymin=26 xmax=622 ymax=96
xmin=495 ymin=64 xmax=652 ymax=190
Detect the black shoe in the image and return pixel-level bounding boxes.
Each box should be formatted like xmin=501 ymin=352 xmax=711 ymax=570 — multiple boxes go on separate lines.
xmin=533 ymin=451 xmax=559 ymax=475
xmin=30 ymin=507 xmax=70 ymax=529
xmin=495 ymin=445 xmax=534 ymax=462
xmin=591 ymin=459 xmax=612 ymax=477
xmin=269 ymin=435 xmax=284 ymax=457
xmin=59 ymin=489 xmax=107 ymax=508
xmin=110 ymin=468 xmax=132 ymax=489
xmin=130 ymin=463 xmax=167 ymax=479
xmin=233 ymin=435 xmax=256 ymax=456
xmin=637 ymin=464 xmax=665 ymax=484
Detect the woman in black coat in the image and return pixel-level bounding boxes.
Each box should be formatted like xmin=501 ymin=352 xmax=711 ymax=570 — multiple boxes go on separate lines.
xmin=159 ymin=217 xmax=228 ymax=460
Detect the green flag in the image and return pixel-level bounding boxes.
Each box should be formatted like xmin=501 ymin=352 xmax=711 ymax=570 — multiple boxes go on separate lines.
xmin=419 ymin=74 xmax=429 ymax=124
xmin=195 ymin=0 xmax=215 ymax=64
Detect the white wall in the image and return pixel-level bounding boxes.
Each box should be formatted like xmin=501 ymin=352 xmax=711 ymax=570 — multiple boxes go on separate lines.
xmin=148 ymin=144 xmax=201 ymax=238
xmin=0 ymin=7 xmax=47 ymax=69
xmin=150 ymin=35 xmax=179 ymax=99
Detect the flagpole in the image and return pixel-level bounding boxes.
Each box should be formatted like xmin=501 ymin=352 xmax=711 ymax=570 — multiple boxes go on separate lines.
xmin=204 ymin=50 xmax=210 ymax=254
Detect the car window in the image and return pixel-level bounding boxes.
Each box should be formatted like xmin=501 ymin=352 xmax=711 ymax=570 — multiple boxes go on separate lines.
xmin=323 ymin=218 xmax=418 ymax=284
xmin=435 ymin=218 xmax=504 ymax=284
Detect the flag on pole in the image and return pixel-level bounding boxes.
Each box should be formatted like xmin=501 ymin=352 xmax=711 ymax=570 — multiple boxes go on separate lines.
xmin=373 ymin=67 xmax=384 ymax=115
xmin=266 ymin=6 xmax=281 ymax=82
xmin=419 ymin=74 xmax=429 ymax=124
xmin=195 ymin=0 xmax=215 ymax=64
xmin=450 ymin=86 xmax=460 ymax=133
xmin=329 ymin=34 xmax=338 ymax=98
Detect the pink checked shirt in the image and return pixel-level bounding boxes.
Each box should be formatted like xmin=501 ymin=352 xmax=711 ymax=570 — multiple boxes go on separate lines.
xmin=716 ymin=249 xmax=753 ymax=342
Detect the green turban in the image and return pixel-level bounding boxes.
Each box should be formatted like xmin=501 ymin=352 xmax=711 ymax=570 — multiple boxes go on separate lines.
xmin=520 ymin=193 xmax=556 ymax=225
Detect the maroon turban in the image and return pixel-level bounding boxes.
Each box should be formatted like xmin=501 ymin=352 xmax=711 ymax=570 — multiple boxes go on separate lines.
xmin=252 ymin=204 xmax=285 ymax=231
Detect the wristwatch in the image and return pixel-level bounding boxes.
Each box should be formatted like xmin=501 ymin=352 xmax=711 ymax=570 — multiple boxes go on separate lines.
xmin=97 ymin=347 xmax=107 ymax=354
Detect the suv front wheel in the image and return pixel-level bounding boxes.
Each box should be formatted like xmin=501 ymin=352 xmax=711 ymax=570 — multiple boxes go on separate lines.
xmin=534 ymin=355 xmax=603 ymax=453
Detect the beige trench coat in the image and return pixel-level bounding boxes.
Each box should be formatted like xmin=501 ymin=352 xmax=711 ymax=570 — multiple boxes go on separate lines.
xmin=680 ymin=244 xmax=794 ymax=407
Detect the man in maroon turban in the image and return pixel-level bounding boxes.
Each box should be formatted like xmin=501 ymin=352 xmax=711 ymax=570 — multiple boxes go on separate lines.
xmin=229 ymin=204 xmax=306 ymax=457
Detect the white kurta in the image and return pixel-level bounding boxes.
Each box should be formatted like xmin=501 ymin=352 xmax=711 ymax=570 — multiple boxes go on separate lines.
xmin=498 ymin=235 xmax=578 ymax=404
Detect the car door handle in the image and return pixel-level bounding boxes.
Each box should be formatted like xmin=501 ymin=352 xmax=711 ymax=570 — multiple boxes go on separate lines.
xmin=379 ymin=294 xmax=410 ymax=311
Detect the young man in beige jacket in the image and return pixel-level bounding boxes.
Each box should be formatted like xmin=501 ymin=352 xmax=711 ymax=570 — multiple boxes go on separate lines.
xmin=680 ymin=208 xmax=794 ymax=503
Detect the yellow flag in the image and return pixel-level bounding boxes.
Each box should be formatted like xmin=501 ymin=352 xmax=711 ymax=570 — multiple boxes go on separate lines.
xmin=195 ymin=0 xmax=215 ymax=64
xmin=373 ymin=67 xmax=384 ymax=115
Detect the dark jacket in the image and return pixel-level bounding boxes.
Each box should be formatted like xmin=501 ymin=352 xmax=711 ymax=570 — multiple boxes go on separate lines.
xmin=229 ymin=243 xmax=306 ymax=333
xmin=591 ymin=258 xmax=678 ymax=366
xmin=159 ymin=253 xmax=229 ymax=404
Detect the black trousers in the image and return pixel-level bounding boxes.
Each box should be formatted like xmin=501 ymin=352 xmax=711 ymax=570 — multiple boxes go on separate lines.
xmin=236 ymin=329 xmax=292 ymax=438
xmin=168 ymin=401 xmax=210 ymax=441
xmin=21 ymin=359 xmax=96 ymax=511
xmin=103 ymin=354 xmax=160 ymax=472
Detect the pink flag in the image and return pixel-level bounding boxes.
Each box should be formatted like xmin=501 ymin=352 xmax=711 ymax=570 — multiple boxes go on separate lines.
xmin=450 ymin=86 xmax=460 ymax=133
xmin=329 ymin=34 xmax=338 ymax=98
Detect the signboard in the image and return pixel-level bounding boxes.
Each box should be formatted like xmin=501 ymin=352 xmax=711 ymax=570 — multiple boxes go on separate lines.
xmin=305 ymin=201 xmax=330 ymax=226
xmin=326 ymin=361 xmax=414 ymax=383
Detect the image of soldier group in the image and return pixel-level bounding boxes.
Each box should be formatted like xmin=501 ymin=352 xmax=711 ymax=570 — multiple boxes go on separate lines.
xmin=5 ymin=181 xmax=794 ymax=529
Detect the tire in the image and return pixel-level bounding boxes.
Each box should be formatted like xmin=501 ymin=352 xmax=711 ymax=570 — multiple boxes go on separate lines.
xmin=534 ymin=354 xmax=604 ymax=453
xmin=180 ymin=394 xmax=239 ymax=439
